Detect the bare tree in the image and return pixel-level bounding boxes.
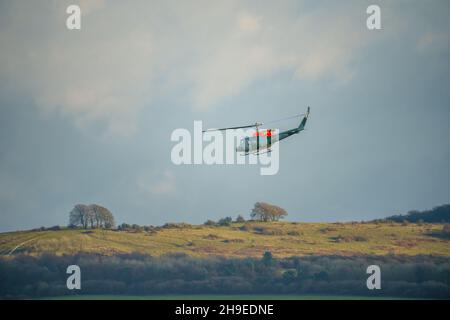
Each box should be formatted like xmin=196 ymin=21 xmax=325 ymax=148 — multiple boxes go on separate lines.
xmin=69 ymin=204 xmax=90 ymax=229
xmin=89 ymin=204 xmax=115 ymax=229
xmin=69 ymin=204 xmax=115 ymax=229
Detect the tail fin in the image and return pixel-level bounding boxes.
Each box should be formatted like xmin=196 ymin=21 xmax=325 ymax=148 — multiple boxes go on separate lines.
xmin=298 ymin=106 xmax=310 ymax=131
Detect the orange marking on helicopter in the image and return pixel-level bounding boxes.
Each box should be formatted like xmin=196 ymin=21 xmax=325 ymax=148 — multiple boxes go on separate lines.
xmin=252 ymin=130 xmax=273 ymax=137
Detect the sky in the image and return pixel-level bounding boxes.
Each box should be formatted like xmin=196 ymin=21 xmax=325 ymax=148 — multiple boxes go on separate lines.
xmin=0 ymin=0 xmax=449 ymax=231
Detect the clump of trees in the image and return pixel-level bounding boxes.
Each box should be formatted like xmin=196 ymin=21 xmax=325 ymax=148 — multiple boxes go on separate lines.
xmin=204 ymin=220 xmax=216 ymax=226
xmin=203 ymin=215 xmax=246 ymax=226
xmin=251 ymin=202 xmax=287 ymax=222
xmin=382 ymin=204 xmax=450 ymax=223
xmin=117 ymin=223 xmax=156 ymax=233
xmin=69 ymin=204 xmax=115 ymax=229
xmin=218 ymin=217 xmax=233 ymax=226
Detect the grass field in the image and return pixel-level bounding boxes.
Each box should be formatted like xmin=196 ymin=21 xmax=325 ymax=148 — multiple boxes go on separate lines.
xmin=1 ymin=221 xmax=448 ymax=258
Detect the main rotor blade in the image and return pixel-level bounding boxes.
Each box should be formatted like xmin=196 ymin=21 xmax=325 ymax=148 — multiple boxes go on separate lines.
xmin=202 ymin=123 xmax=262 ymax=133
xmin=263 ymin=113 xmax=305 ymax=125
xmin=202 ymin=110 xmax=307 ymax=133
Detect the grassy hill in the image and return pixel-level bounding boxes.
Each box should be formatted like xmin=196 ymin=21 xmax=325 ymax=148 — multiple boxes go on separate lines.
xmin=1 ymin=221 xmax=449 ymax=258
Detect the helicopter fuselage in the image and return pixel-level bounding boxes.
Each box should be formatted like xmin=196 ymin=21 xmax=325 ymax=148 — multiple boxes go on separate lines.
xmin=236 ymin=127 xmax=303 ymax=154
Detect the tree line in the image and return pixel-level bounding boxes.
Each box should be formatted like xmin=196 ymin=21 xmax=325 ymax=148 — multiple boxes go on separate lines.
xmin=378 ymin=204 xmax=450 ymax=223
xmin=65 ymin=202 xmax=449 ymax=233
xmin=0 ymin=253 xmax=449 ymax=299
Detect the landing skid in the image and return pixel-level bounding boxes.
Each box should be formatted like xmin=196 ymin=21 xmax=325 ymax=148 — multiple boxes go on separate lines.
xmin=241 ymin=149 xmax=272 ymax=156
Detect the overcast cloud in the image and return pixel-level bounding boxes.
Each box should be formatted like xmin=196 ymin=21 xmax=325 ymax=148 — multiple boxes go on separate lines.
xmin=0 ymin=0 xmax=449 ymax=231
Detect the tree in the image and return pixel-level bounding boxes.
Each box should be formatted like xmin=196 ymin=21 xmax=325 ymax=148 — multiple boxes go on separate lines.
xmin=218 ymin=217 xmax=233 ymax=226
xmin=69 ymin=204 xmax=90 ymax=229
xmin=118 ymin=223 xmax=131 ymax=231
xmin=89 ymin=204 xmax=115 ymax=229
xmin=250 ymin=202 xmax=287 ymax=222
xmin=235 ymin=215 xmax=245 ymax=223
xmin=204 ymin=220 xmax=216 ymax=226
xmin=282 ymin=269 xmax=297 ymax=283
xmin=69 ymin=204 xmax=115 ymax=229
xmin=262 ymin=251 xmax=274 ymax=266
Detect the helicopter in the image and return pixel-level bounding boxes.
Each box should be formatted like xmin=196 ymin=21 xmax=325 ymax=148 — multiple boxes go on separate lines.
xmin=203 ymin=107 xmax=310 ymax=155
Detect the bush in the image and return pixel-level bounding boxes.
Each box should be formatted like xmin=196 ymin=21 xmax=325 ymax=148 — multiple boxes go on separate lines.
xmin=331 ymin=235 xmax=367 ymax=243
xmin=222 ymin=239 xmax=244 ymax=243
xmin=320 ymin=227 xmax=337 ymax=233
xmin=118 ymin=223 xmax=131 ymax=231
xmin=162 ymin=223 xmax=192 ymax=229
xmin=235 ymin=215 xmax=246 ymax=223
xmin=217 ymin=217 xmax=233 ymax=226
xmin=143 ymin=226 xmax=157 ymax=233
xmin=239 ymin=224 xmax=251 ymax=231
xmin=31 ymin=226 xmax=47 ymax=232
xmin=262 ymin=251 xmax=274 ymax=265
xmin=204 ymin=220 xmax=217 ymax=226
xmin=204 ymin=234 xmax=219 ymax=240
xmin=254 ymin=227 xmax=283 ymax=236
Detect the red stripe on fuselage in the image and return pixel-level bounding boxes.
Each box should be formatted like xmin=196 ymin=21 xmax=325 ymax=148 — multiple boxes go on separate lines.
xmin=252 ymin=129 xmax=272 ymax=137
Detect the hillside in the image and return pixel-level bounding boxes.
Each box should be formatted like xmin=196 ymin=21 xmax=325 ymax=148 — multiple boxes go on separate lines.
xmin=381 ymin=204 xmax=450 ymax=223
xmin=1 ymin=221 xmax=449 ymax=258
